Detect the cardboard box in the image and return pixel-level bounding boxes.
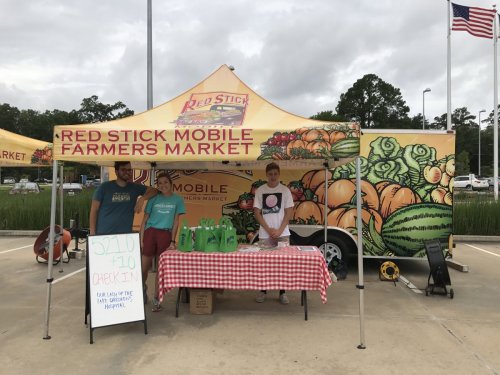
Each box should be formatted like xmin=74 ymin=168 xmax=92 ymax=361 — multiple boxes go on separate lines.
xmin=189 ymin=289 xmax=215 ymax=314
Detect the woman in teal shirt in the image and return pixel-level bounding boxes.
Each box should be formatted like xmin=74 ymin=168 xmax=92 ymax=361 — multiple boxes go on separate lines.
xmin=140 ymin=172 xmax=186 ymax=312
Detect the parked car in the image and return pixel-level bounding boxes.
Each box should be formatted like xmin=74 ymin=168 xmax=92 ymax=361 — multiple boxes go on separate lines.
xmin=486 ymin=177 xmax=500 ymax=192
xmin=62 ymin=183 xmax=83 ymax=195
xmin=34 ymin=178 xmax=51 ymax=183
xmin=85 ymin=179 xmax=101 ymax=188
xmin=2 ymin=177 xmax=16 ymax=184
xmin=454 ymin=175 xmax=489 ymax=191
xmin=19 ymin=178 xmax=29 ymax=183
xmin=9 ymin=182 xmax=40 ymax=194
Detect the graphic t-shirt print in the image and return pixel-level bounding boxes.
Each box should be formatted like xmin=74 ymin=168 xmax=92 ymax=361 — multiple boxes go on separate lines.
xmin=262 ymin=193 xmax=282 ymax=215
xmin=112 ymin=192 xmax=131 ymax=203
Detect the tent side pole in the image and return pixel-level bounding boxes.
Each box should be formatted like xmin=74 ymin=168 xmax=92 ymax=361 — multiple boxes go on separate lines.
xmin=356 ymin=156 xmax=366 ymax=349
xmin=58 ymin=164 xmax=64 ymax=273
xmin=43 ymin=160 xmax=59 ymax=340
xmin=323 ymin=165 xmax=328 ymax=258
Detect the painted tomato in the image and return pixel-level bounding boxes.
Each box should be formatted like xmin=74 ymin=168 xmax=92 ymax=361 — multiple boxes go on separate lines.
xmin=238 ymin=193 xmax=255 ymax=210
xmin=288 ymin=180 xmax=305 ymax=201
xmin=250 ymin=179 xmax=267 ymax=195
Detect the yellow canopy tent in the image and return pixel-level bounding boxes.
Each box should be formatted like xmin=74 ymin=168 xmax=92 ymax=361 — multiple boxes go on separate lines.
xmin=0 ymin=129 xmax=53 ymax=167
xmin=52 ymin=65 xmax=360 ymax=169
xmin=44 ymin=65 xmax=364 ymax=340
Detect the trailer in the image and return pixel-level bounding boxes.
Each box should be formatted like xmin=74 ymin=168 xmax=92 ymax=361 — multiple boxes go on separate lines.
xmin=131 ymin=128 xmax=455 ymax=270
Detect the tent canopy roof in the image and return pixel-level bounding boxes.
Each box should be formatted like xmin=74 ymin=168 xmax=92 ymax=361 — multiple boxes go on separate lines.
xmin=53 ymin=65 xmax=359 ymax=170
xmin=0 ymin=129 xmax=53 ymax=167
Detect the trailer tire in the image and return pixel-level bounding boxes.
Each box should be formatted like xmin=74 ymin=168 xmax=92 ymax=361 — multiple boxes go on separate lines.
xmin=312 ymin=234 xmax=350 ymax=266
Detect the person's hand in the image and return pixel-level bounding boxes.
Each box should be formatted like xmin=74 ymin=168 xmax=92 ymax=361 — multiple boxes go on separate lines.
xmin=168 ymin=241 xmax=176 ymax=250
xmin=134 ymin=197 xmax=145 ymax=213
xmin=269 ymin=228 xmax=280 ymax=238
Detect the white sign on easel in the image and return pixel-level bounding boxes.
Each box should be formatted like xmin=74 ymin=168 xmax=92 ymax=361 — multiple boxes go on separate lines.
xmin=87 ymin=233 xmax=147 ymax=343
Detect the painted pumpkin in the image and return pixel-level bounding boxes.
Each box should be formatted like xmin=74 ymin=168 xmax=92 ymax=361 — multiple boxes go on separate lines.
xmin=379 ymin=183 xmax=421 ymax=218
xmin=327 ymin=207 xmax=383 ymax=233
xmin=293 ymin=201 xmax=324 ymax=224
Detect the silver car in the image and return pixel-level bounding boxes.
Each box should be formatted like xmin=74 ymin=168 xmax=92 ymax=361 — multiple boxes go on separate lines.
xmin=454 ymin=175 xmax=489 ymax=191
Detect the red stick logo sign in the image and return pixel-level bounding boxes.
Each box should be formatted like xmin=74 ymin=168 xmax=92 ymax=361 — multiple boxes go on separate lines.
xmin=177 ymin=92 xmax=248 ymax=126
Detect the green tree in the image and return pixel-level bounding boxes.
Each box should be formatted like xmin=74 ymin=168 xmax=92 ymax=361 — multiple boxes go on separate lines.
xmin=335 ymin=74 xmax=410 ymax=128
xmin=0 ymin=103 xmax=21 ymax=133
xmin=77 ymin=95 xmax=134 ymax=123
xmin=456 ymin=150 xmax=470 ymax=176
xmin=310 ymin=110 xmax=348 ymax=122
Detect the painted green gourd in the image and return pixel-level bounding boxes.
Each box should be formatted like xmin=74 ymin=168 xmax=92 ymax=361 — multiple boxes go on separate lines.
xmin=330 ymin=138 xmax=360 ymax=158
xmin=381 ymin=203 xmax=452 ymax=257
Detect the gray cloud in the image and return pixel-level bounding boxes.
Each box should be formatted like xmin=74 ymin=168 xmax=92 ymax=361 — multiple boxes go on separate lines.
xmin=0 ymin=0 xmax=497 ymax=123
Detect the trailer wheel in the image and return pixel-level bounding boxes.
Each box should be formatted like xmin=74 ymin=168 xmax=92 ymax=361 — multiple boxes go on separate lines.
xmin=312 ymin=234 xmax=349 ymax=265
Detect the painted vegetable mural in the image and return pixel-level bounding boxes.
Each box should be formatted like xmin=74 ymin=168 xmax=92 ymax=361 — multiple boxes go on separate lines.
xmin=258 ymin=123 xmax=360 ymax=160
xmin=290 ymin=135 xmax=454 ymax=257
xmin=225 ymin=132 xmax=453 ymax=258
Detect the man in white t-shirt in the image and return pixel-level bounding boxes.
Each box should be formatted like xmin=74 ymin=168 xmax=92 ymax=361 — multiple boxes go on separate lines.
xmin=253 ymin=162 xmax=294 ymax=305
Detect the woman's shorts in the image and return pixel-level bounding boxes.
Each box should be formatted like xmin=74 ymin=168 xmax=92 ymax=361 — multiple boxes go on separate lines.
xmin=143 ymin=227 xmax=172 ymax=257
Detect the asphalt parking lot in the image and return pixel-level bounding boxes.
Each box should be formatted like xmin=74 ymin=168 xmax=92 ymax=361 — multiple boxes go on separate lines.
xmin=0 ymin=237 xmax=499 ymax=375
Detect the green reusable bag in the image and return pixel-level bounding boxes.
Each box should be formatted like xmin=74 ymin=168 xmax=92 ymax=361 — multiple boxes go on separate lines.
xmin=204 ymin=219 xmax=220 ymax=252
xmin=194 ymin=218 xmax=208 ymax=251
xmin=219 ymin=223 xmax=237 ymax=252
xmin=177 ymin=220 xmax=193 ymax=252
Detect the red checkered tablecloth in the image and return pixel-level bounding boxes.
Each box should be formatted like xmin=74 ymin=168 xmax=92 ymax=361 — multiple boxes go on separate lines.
xmin=158 ymin=246 xmax=332 ymax=303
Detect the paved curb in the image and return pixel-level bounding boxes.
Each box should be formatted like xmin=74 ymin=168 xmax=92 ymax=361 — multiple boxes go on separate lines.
xmin=454 ymin=235 xmax=500 ymax=242
xmin=0 ymin=230 xmax=40 ymax=237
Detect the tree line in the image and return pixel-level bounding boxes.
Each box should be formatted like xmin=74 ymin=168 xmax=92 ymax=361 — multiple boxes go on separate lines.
xmin=311 ymin=74 xmax=498 ymax=177
xmin=1 ymin=74 xmax=497 ymax=180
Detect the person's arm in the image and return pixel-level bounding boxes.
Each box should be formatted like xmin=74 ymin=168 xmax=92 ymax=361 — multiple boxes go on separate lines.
xmin=89 ymin=200 xmax=101 ymax=235
xmin=254 ymin=207 xmax=271 ymax=236
xmin=277 ymin=206 xmax=294 ymax=237
xmin=135 ymin=186 xmax=158 ymax=213
xmin=168 ymin=213 xmax=182 ymax=249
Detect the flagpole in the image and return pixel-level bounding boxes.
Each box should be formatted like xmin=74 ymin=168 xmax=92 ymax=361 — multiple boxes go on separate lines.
xmin=147 ymin=0 xmax=153 ymax=111
xmin=494 ymin=5 xmax=499 ymax=200
xmin=447 ymin=0 xmax=452 ymax=130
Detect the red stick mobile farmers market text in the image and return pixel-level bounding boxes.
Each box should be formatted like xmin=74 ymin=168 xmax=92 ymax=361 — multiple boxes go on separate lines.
xmin=58 ymin=128 xmax=253 ymax=156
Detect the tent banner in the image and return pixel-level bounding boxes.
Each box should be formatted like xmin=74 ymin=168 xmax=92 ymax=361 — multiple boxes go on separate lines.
xmin=0 ymin=129 xmax=53 ymax=167
xmin=53 ymin=65 xmax=360 ymax=165
xmin=53 ymin=122 xmax=360 ymax=163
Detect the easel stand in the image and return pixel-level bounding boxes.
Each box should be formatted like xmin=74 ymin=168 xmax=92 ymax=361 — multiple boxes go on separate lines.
xmin=85 ymin=234 xmax=148 ymax=344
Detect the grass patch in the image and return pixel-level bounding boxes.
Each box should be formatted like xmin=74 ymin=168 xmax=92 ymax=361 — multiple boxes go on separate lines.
xmin=0 ymin=188 xmax=93 ymax=230
xmin=453 ymin=192 xmax=500 ymax=235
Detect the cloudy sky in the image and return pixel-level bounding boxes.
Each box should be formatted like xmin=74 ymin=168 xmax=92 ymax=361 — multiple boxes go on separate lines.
xmin=1 ymin=0 xmax=499 ymax=123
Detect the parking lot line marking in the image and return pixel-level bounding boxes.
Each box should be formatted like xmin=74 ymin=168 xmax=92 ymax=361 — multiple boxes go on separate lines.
xmin=0 ymin=245 xmax=32 ymax=254
xmin=53 ymin=267 xmax=86 ymax=284
xmin=464 ymin=243 xmax=500 ymax=258
xmin=399 ymin=275 xmax=423 ymax=294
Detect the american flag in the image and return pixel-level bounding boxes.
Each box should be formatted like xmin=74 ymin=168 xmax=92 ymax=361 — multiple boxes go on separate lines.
xmin=452 ymin=3 xmax=496 ymax=39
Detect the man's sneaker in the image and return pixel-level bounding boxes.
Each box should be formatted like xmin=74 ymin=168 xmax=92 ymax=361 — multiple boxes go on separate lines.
xmin=279 ymin=293 xmax=290 ymax=305
xmin=255 ymin=291 xmax=266 ymax=303
xmin=152 ymin=297 xmax=163 ymax=312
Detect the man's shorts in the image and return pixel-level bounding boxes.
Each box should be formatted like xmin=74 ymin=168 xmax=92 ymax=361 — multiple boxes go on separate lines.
xmin=143 ymin=227 xmax=172 ymax=257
